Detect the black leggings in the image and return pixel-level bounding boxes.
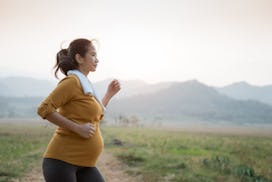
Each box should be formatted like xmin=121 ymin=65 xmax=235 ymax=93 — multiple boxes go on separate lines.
xmin=42 ymin=158 xmax=105 ymax=182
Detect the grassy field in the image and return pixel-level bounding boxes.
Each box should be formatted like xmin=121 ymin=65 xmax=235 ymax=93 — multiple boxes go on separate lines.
xmin=0 ymin=121 xmax=272 ymax=182
xmin=103 ymin=126 xmax=272 ymax=182
xmin=0 ymin=122 xmax=53 ymax=182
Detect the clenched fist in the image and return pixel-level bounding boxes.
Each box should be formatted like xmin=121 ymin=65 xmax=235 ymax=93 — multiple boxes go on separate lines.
xmin=106 ymin=79 xmax=121 ymax=98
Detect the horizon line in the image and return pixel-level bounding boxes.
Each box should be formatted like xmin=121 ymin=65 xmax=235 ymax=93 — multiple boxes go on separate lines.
xmin=0 ymin=75 xmax=271 ymax=87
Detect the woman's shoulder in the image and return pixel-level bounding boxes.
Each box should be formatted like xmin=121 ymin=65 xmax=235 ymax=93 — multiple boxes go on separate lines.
xmin=58 ymin=74 xmax=81 ymax=88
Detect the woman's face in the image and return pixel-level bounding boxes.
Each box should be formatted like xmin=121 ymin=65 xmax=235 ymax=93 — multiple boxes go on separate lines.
xmin=78 ymin=44 xmax=99 ymax=74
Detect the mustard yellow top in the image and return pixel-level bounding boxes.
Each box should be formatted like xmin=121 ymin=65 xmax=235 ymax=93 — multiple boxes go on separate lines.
xmin=37 ymin=75 xmax=104 ymax=167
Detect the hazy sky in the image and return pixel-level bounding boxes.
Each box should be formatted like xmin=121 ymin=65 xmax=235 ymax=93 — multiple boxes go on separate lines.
xmin=0 ymin=0 xmax=271 ymax=86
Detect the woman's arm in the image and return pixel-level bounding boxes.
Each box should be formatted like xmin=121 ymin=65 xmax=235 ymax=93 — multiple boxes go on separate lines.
xmin=45 ymin=112 xmax=96 ymax=139
xmin=102 ymin=79 xmax=121 ymax=107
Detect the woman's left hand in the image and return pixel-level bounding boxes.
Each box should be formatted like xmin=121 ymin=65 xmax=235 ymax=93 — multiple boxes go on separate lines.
xmin=102 ymin=79 xmax=121 ymax=107
xmin=106 ymin=79 xmax=121 ymax=98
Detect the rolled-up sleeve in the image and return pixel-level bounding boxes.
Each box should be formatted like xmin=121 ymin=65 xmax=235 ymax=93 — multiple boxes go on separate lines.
xmin=37 ymin=76 xmax=77 ymax=119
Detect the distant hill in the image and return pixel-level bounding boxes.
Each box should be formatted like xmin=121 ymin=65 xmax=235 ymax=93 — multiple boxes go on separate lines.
xmin=216 ymin=82 xmax=272 ymax=106
xmin=0 ymin=77 xmax=56 ymax=97
xmin=107 ymin=80 xmax=272 ymax=124
xmin=1 ymin=76 xmax=272 ymax=124
xmin=2 ymin=76 xmax=272 ymax=106
xmin=94 ymin=79 xmax=174 ymax=99
xmin=0 ymin=96 xmax=43 ymax=118
xmin=0 ymin=77 xmax=172 ymax=99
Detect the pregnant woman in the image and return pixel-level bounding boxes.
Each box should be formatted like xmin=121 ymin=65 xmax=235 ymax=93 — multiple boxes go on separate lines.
xmin=37 ymin=38 xmax=120 ymax=182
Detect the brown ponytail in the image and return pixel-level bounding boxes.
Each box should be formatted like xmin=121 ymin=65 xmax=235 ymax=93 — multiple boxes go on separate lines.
xmin=54 ymin=49 xmax=77 ymax=78
xmin=54 ymin=38 xmax=92 ymax=79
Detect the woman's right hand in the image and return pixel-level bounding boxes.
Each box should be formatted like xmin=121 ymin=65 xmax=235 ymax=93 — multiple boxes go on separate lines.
xmin=44 ymin=112 xmax=96 ymax=139
xmin=75 ymin=123 xmax=96 ymax=139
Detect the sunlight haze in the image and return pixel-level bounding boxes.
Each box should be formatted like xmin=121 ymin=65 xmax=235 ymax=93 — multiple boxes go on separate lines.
xmin=0 ymin=0 xmax=271 ymax=86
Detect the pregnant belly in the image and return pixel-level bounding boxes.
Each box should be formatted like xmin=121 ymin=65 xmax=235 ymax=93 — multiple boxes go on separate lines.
xmin=44 ymin=129 xmax=104 ymax=166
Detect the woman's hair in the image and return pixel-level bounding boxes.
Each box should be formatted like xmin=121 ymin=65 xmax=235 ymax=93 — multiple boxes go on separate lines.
xmin=54 ymin=38 xmax=92 ymax=78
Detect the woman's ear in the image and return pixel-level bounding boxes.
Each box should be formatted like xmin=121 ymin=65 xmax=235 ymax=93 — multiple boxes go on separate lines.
xmin=75 ymin=54 xmax=84 ymax=64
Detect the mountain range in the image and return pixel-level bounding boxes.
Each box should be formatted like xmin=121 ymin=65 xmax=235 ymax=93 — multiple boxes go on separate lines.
xmin=107 ymin=80 xmax=272 ymax=124
xmin=1 ymin=77 xmax=272 ymax=105
xmin=0 ymin=77 xmax=55 ymax=97
xmin=216 ymin=81 xmax=272 ymax=106
xmin=0 ymin=76 xmax=272 ymax=124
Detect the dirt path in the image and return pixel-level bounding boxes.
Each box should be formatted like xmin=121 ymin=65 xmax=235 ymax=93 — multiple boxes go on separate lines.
xmin=97 ymin=151 xmax=141 ymax=182
xmin=17 ymin=151 xmax=140 ymax=182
